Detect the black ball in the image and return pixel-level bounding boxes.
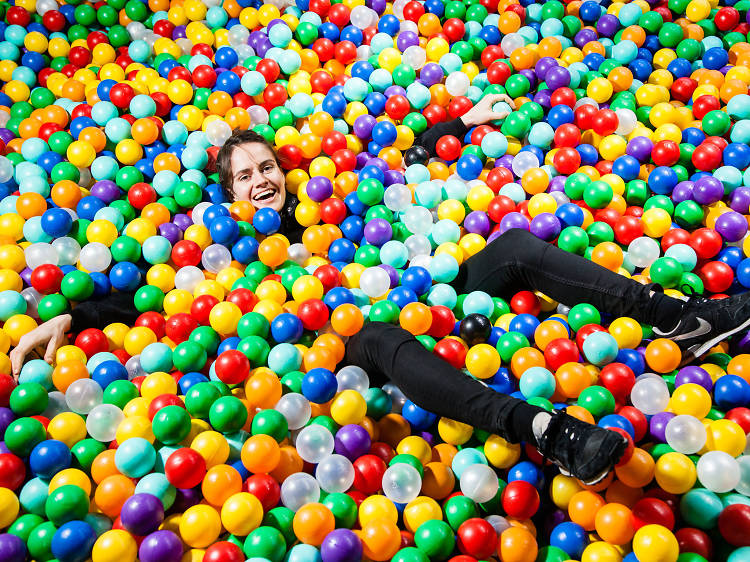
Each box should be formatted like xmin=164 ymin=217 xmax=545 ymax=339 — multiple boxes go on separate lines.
xmin=459 ymin=313 xmax=492 ymax=346
xmin=404 ymin=145 xmax=430 ymax=166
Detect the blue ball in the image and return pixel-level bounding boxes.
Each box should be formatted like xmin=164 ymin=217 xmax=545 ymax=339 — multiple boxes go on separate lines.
xmin=92 ymin=360 xmax=129 ymax=389
xmin=301 ymin=368 xmax=338 ymax=404
xmin=550 ymin=522 xmax=588 ymax=559
xmin=271 ymin=312 xmax=304 ymax=343
xmin=507 ymin=460 xmax=543 ymax=487
xmin=30 ymin=439 xmax=72 ymax=479
xmin=109 ymin=262 xmax=141 ymax=292
xmin=232 ymin=236 xmax=259 ymax=263
xmin=598 ymin=414 xmax=635 ymax=439
xmin=210 ymin=216 xmax=240 ymax=246
xmin=401 ymin=266 xmax=432 ymax=295
xmin=41 ymin=208 xmax=73 ymax=237
xmin=714 ymin=374 xmax=750 ymax=410
xmin=253 ymin=207 xmax=282 ymax=234
xmin=51 ymin=521 xmax=96 ymax=562
xmin=401 ymin=400 xmax=438 ymax=430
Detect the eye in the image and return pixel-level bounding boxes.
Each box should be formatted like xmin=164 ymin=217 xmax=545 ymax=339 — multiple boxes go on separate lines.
xmin=239 ymin=175 xmax=248 ymax=181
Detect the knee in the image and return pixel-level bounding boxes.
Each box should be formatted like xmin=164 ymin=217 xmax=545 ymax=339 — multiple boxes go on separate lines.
xmin=491 ymin=228 xmax=535 ymax=252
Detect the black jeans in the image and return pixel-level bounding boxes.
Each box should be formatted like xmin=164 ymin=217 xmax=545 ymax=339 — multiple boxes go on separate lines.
xmin=344 ymin=229 xmax=686 ymax=444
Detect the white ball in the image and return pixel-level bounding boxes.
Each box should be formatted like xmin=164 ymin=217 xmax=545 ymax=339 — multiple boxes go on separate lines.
xmin=665 ymin=415 xmax=707 ymax=454
xmin=295 ymin=425 xmax=335 ymax=464
xmin=281 ymin=472 xmax=320 ymax=511
xmin=66 ymin=378 xmax=104 ymax=414
xmin=79 ymin=242 xmax=112 ymax=272
xmin=460 ymin=464 xmax=499 ymax=503
xmin=175 ymin=266 xmax=205 ymax=292
xmin=697 ymin=451 xmax=741 ymax=493
xmin=630 ymin=378 xmax=670 ymax=415
xmin=276 ymin=393 xmax=311 ymax=430
xmin=86 ymin=404 xmax=125 ymax=442
xmin=316 ymin=454 xmax=355 ymax=494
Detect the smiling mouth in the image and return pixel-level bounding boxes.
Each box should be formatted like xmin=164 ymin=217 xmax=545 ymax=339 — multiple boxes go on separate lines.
xmin=253 ymin=188 xmax=277 ymax=202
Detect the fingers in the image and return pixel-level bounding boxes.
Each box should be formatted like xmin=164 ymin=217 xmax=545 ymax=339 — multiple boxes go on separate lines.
xmin=491 ymin=111 xmax=511 ymax=120
xmin=45 ymin=332 xmax=62 ymax=365
xmin=10 ymin=347 xmax=27 ymax=378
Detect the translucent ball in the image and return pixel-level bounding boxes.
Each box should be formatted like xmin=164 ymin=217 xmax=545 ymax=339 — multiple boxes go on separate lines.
xmin=350 ymin=5 xmax=376 ymax=28
xmin=384 ymin=184 xmax=412 ymax=212
xmin=52 ymin=237 xmax=81 ymax=266
xmin=191 ymin=202 xmax=212 ymax=226
xmin=405 ymin=234 xmax=432 ymax=259
xmin=0 ymin=156 xmax=14 ymax=183
xmin=382 ymin=463 xmax=422 ymax=504
xmin=281 ymin=472 xmax=320 ymax=511
xmin=383 ymin=383 xmax=407 ymax=413
xmin=275 ymin=393 xmax=311 ymax=430
xmin=460 ymin=464 xmax=499 ymax=503
xmin=79 ymin=242 xmax=112 ymax=272
xmin=665 ymin=415 xmax=707 ymax=454
xmin=403 ymin=207 xmax=434 ymax=234
xmin=206 ymin=120 xmax=233 ymax=147
xmin=630 ymin=377 xmax=670 ymax=415
xmin=43 ymin=391 xmax=69 ymax=418
xmin=25 ymin=243 xmax=58 ymax=269
xmin=511 ymin=152 xmax=540 ymax=178
xmin=402 ymin=46 xmax=426 ymax=70
xmin=446 ymin=72 xmax=470 ymax=96
xmin=736 ymin=455 xmax=750 ymax=496
xmin=336 ymin=366 xmax=369 ymax=393
xmin=65 ymin=378 xmax=104 ymax=414
xmin=315 ymin=454 xmax=355 ymax=494
xmin=228 ymin=24 xmax=250 ymax=46
xmin=500 ymin=33 xmax=524 ymax=56
xmin=125 ymin=355 xmax=145 ymax=380
xmin=359 ymin=267 xmax=391 ymax=298
xmin=86 ymin=404 xmax=125 ymax=442
xmin=288 ymin=243 xmax=311 ymax=265
xmin=201 ymin=244 xmax=232 ymax=273
xmin=20 ymin=288 xmax=42 ymax=318
xmin=627 ymin=237 xmax=660 ymax=268
xmin=485 ymin=515 xmax=511 ymax=535
xmin=295 ymin=425 xmax=335 ymax=464
xmin=696 ymin=450 xmax=741 ymax=493
xmin=615 ymin=108 xmax=638 ymax=135
xmin=174 ymin=266 xmax=205 ymax=292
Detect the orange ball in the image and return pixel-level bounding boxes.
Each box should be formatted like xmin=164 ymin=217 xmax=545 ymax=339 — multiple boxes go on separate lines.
xmin=568 ymin=490 xmax=606 ymax=531
xmin=269 ymin=445 xmax=304 ymax=482
xmin=510 ymin=347 xmax=545 ymax=379
xmin=241 ymin=434 xmax=281 ymax=474
xmin=91 ymin=450 xmax=120 ymax=484
xmin=244 ymin=369 xmax=282 ymax=409
xmin=555 ymin=362 xmax=591 ymax=399
xmin=421 ymin=461 xmax=455 ymax=500
xmin=330 ymin=303 xmax=364 ymax=337
xmin=16 ymin=192 xmax=47 ymax=219
xmin=359 ymin=518 xmax=402 ymax=562
xmin=614 ymin=447 xmax=655 ymax=489
xmin=498 ymin=527 xmax=538 ymax=562
xmin=293 ymin=504 xmax=335 ymax=546
xmin=258 ymin=237 xmax=288 ymax=268
xmin=52 ymin=360 xmax=89 ymax=392
xmin=399 ymin=302 xmax=432 ymax=335
xmin=51 ymin=180 xmax=82 ymax=208
xmin=94 ymin=474 xmax=135 ymax=518
xmin=202 ymin=464 xmax=243 ymax=507
xmin=594 ymin=502 xmax=635 ymax=545
xmin=644 ymin=338 xmax=681 ymax=373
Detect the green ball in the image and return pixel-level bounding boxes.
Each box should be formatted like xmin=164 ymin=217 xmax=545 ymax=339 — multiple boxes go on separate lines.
xmin=539 ymin=545 xmax=570 ymax=562
xmin=48 ymin=131 xmax=73 ymax=155
xmin=4 ymin=417 xmax=46 ymax=456
xmin=357 ymin=178 xmax=385 ymax=206
xmin=251 ymin=409 xmax=289 ymax=442
xmin=190 ymin=326 xmax=221 ymax=355
xmin=185 ymin=382 xmax=222 ymax=419
xmin=389 ymin=453 xmax=424 ymax=477
xmin=97 ymin=5 xmax=118 ymax=25
xmin=174 ymin=181 xmax=202 ymax=208
xmin=60 ymin=270 xmax=94 ymax=301
xmin=577 ymin=385 xmax=616 ymax=418
xmin=403 ymin=112 xmax=428 ymax=135
xmin=392 ymin=64 xmax=416 ymax=87
xmin=567 ymin=303 xmax=601 ymax=332
xmin=625 ymin=179 xmax=649 ymax=206
xmin=557 ymin=226 xmax=589 ymax=255
xmin=243 ymin=526 xmax=287 ymax=562
xmin=209 ymin=396 xmax=248 ymax=433
xmin=152 ymin=405 xmax=192 ymax=445
xmin=295 ymin=21 xmax=318 ymax=45
xmin=369 ymin=299 xmax=400 ymax=323
xmin=466 ymin=3 xmax=488 ymax=22
xmin=124 ymin=0 xmax=148 ymax=20
xmin=414 ymin=519 xmax=454 ymax=560
xmin=29 ymin=87 xmax=56 ymax=109
xmin=354 ymin=244 xmax=381 ymax=267
xmin=27 ymin=521 xmax=57 ymax=562
xmin=108 ymin=25 xmax=130 ymax=47
xmin=564 ymin=173 xmax=590 ymax=200
xmin=238 ymin=335 xmax=270 ymax=367
xmin=264 ymin=506 xmax=296 ymax=544
xmin=501 ymin=111 xmax=531 ymax=138
xmin=674 ymin=200 xmax=704 ymax=228
xmin=496 ymin=331 xmax=530 ymax=363
xmin=172 ymin=341 xmax=207 ymax=373
xmin=393 ymin=547 xmax=430 ymax=562
xmin=586 ymin=221 xmax=615 ymax=245
xmin=364 ymin=387 xmax=392 ymax=419
xmin=650 ymin=257 xmax=684 ymax=288
xmin=444 ymin=495 xmax=479 ymax=531
xmin=281 ymin=371 xmax=304 ymax=393
xmin=8 ymin=513 xmax=45 ymax=542
xmin=115 ymin=166 xmax=144 ymax=190
xmin=103 ymin=380 xmax=138 ymax=409
xmin=71 ymin=439 xmax=107 ymax=472
xmin=111 ymin=236 xmax=142 ymax=263
xmin=322 ymin=493 xmax=358 ymax=528
xmin=74 ymin=4 xmax=96 ymax=24
xmin=702 ymin=110 xmax=731 ymax=136
xmin=10 ymin=383 xmax=48 ymax=416
xmin=134 ymin=285 xmax=164 ymax=313
xmin=45 ymin=484 xmax=90 ymax=526
xmin=38 ymin=294 xmax=70 ymax=322
xmin=583 ymin=180 xmax=614 ymax=209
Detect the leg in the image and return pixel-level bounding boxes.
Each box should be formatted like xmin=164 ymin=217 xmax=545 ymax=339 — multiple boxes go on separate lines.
xmin=344 ymin=322 xmax=543 ymax=443
xmin=450 ymin=229 xmax=684 ymax=331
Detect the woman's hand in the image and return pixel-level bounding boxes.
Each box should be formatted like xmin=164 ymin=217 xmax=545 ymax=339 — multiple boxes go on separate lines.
xmin=10 ymin=314 xmax=72 ymax=379
xmin=460 ymin=93 xmax=517 ymax=128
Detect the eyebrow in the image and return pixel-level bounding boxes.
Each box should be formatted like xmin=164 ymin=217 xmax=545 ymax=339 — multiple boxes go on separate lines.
xmin=233 ymin=160 xmax=276 ymax=178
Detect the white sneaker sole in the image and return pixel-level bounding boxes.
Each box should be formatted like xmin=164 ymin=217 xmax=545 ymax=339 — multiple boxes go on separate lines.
xmin=688 ymin=316 xmax=750 ymax=359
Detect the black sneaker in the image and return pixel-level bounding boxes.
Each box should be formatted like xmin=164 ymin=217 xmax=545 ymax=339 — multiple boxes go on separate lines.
xmin=653 ymin=291 xmax=750 ymax=360
xmin=535 ymin=412 xmax=628 ymax=484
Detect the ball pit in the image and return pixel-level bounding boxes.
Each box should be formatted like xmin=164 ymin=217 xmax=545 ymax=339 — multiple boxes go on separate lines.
xmin=2 ymin=0 xmax=750 ymax=560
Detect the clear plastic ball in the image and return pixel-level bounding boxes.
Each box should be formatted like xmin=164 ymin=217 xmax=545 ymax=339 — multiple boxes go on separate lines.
xmin=403 ymin=207 xmax=434 ymax=234
xmin=201 ymin=244 xmax=232 ymax=273
xmin=383 ymin=383 xmax=406 ymax=414
xmin=174 ymin=266 xmax=205 ymax=292
xmin=20 ymin=288 xmax=42 ymax=319
xmin=281 ymin=472 xmax=320 ymax=511
xmin=665 ymin=415 xmax=707 ymax=454
xmin=382 ymin=463 xmax=422 ymax=504
xmin=696 ymin=450 xmax=741 ymax=493
xmin=630 ymin=377 xmax=670 ymax=415
xmin=500 ymin=33 xmax=524 ymax=56
xmin=86 ymin=404 xmax=125 ymax=442
xmin=384 ymin=184 xmax=412 ymax=212
xmin=288 ymin=243 xmax=311 ymax=265
xmin=485 ymin=515 xmax=511 ymax=535
xmin=125 ymin=355 xmax=146 ymax=380
xmin=275 ymin=393 xmax=312 ymax=430
xmin=52 ymin=237 xmax=81 ymax=266
xmin=445 ymin=72 xmax=470 ymax=96
xmin=627 ymin=237 xmax=661 ymax=268
xmin=191 ymin=202 xmax=212 ymax=227
xmin=315 ymin=454 xmax=355 ymax=494
xmin=79 ymin=242 xmax=112 ymax=272
xmin=511 ymin=152 xmax=540 ymax=178
xmin=615 ymin=108 xmax=638 ymax=135
xmin=65 ymin=378 xmax=104 ymax=414
xmin=336 ymin=366 xmax=369 ymax=393
xmin=736 ymin=455 xmax=750 ymax=496
xmin=402 ymin=46 xmax=426 ymax=70
xmin=0 ymin=156 xmax=13 ymax=183
xmin=25 ymin=243 xmax=58 ymax=269
xmin=460 ymin=464 xmax=499 ymax=503
xmin=205 ymin=120 xmax=233 ymax=147
xmin=359 ymin=267 xmax=391 ymax=298
xmin=295 ymin=425 xmax=335 ymax=464
xmin=405 ymin=234 xmax=432 ymax=259
xmin=42 ymin=391 xmax=69 ymax=418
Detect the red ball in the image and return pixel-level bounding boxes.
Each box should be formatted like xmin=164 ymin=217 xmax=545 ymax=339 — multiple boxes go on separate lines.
xmin=385 ymin=95 xmax=411 ymax=121
xmin=427 ymin=306 xmax=455 ymax=339
xmin=297 ymin=299 xmax=329 ymax=331
xmin=613 ymin=215 xmax=643 ymax=245
xmin=599 ymin=363 xmax=636 ymax=401
xmin=433 ymin=338 xmax=467 ymax=370
xmin=616 ymin=405 xmax=648 ymax=442
xmin=42 ymin=9 xmax=66 ymax=31
xmin=651 ymin=140 xmax=680 ymax=166
xmin=277 ymin=144 xmax=303 ymax=170
xmin=592 ymin=109 xmax=618 ymax=136
xmin=165 ymin=447 xmax=206 ymax=489
xmin=487 ymin=195 xmax=515 ymax=222
xmin=670 ymin=77 xmax=698 ymax=103
xmin=331 ymin=148 xmax=356 ymax=173
xmin=147 ymin=394 xmax=186 ymax=421
xmin=510 ymin=291 xmax=540 ymax=315
xmin=692 ymin=94 xmax=721 ymax=120
xmin=128 ymin=182 xmax=157 ymax=209
xmin=575 ymin=323 xmax=607 ymax=349
xmin=328 ymin=3 xmax=350 ymax=26
xmin=312 ymin=38 xmax=335 ymax=62
xmin=435 ymin=135 xmax=462 ymax=161
xmin=6 ymin=6 xmax=31 ymax=26
xmin=553 ymin=147 xmax=581 ymax=175
xmin=171 ymin=240 xmax=202 ymax=267
xmin=320 ymin=198 xmax=348 ymax=225
xmin=313 ymin=264 xmax=341 ymax=292
xmin=214 ymin=349 xmax=250 ymax=385
xmin=487 ymin=61 xmax=511 ymax=85
xmin=501 ymin=480 xmax=540 ymax=519
xmin=697 ymin=260 xmax=734 ymax=293
xmin=675 ymin=528 xmax=713 ymax=560
xmin=0 ymin=374 xmax=16 ymax=408
xmin=226 ymin=288 xmax=258 ymax=314
xmin=486 ymin=168 xmax=513 ymax=194
xmin=68 ymin=46 xmax=92 ymax=68
xmin=352 ymin=454 xmax=387 ymax=495
xmin=689 ymin=227 xmax=723 ymax=260
xmin=256 ymin=59 xmax=281 ymax=82
xmin=691 ymin=142 xmax=723 ymax=171
xmin=334 ymin=41 xmax=357 ymax=64
xmin=402 ymin=0 xmax=425 ymax=22
xmin=308 ymin=0 xmax=331 ymax=16
xmin=321 ymin=131 xmax=347 ymax=155
xmin=153 ymin=18 xmax=175 ymax=38
xmin=165 ymin=313 xmax=199 ymax=344
xmin=0 ymin=453 xmax=25 ymax=490
xmin=725 ymin=407 xmax=750 ymax=434
xmin=719 ymin=504 xmax=750 ymax=546
xmin=74 ymin=329 xmax=109 ymax=359
xmin=457 ymin=518 xmax=498 ymax=559
xmin=191 ymin=294 xmax=220 ymax=326
xmin=244 ymin=474 xmax=281 ymax=512
xmin=443 ymin=18 xmax=466 ymax=42
xmin=192 ymin=65 xmax=217 ymax=88
xmin=109 ymin=83 xmax=135 ymax=109
xmin=135 ymin=311 xmax=166 ymax=340
xmin=550 ymin=87 xmax=576 ymax=108
xmin=30 ymin=264 xmax=64 ymax=294
xmin=715 ymin=6 xmax=740 ymax=30
xmin=263 ymin=83 xmax=288 ymax=109
xmin=553 ymin=123 xmax=581 ymax=148
xmin=369 ymin=441 xmax=396 ymax=464
xmin=632 ymin=497 xmax=675 ymax=531
xmin=544 ymin=338 xmax=579 ymax=371
xmin=203 ymin=542 xmax=244 ymax=562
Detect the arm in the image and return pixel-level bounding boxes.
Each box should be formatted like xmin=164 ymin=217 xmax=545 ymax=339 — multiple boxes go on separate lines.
xmin=414 ymin=94 xmax=516 ymax=157
xmin=10 ymin=292 xmax=140 ymax=377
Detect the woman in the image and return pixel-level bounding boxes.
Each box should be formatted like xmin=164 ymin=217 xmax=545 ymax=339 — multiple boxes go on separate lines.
xmin=11 ymin=94 xmax=750 ymax=483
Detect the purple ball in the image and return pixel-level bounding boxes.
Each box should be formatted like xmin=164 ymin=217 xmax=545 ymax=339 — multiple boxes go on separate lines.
xmin=171 ymin=487 xmax=202 ymax=513
xmin=139 ymin=531 xmax=183 ymax=562
xmin=353 ymin=115 xmax=377 ymax=139
xmin=20 ymin=267 xmax=32 ymax=286
xmin=549 ymin=176 xmax=566 ymax=192
xmin=649 ymin=411 xmax=675 ymax=443
xmin=534 ymin=89 xmax=552 ymax=108
xmin=519 ymin=69 xmax=537 ymax=88
xmin=173 ymin=213 xmax=193 ymax=231
xmin=420 ymin=63 xmax=444 ymax=86
xmin=671 ymin=181 xmax=694 ymax=203
xmin=464 ymin=211 xmax=491 ymax=237
xmin=120 ymin=493 xmax=165 ymax=536
xmin=496 ymin=154 xmax=514 ymax=170
xmin=574 ymin=29 xmax=598 ymax=48
xmin=0 ymin=407 xmax=14 ymax=435
xmin=730 ymin=186 xmax=750 ymax=213
xmin=90 ymin=180 xmax=121 ymax=203
xmin=714 ymin=210 xmax=748 ymax=242
xmin=384 ymin=170 xmax=404 ymax=186
xmin=535 ymin=57 xmax=558 ymax=81
xmin=367 ymin=0 xmax=386 ymax=13
xmin=0 ymin=533 xmax=26 ymax=562
xmin=626 ymin=136 xmax=654 ymax=162
xmin=545 ymin=66 xmax=570 ymax=90
xmin=379 ymin=264 xmax=400 ymax=288
xmin=321 ymin=528 xmax=363 ymax=562
xmin=363 ymin=218 xmax=393 ymax=246
xmin=334 ymin=424 xmax=372 ymax=460
xmin=384 ymin=85 xmax=407 ymax=98
xmin=693 ymin=175 xmax=724 ymax=205
xmin=159 ymin=223 xmax=182 ymax=245
xmin=498 ymin=213 xmax=530 ymax=235
xmin=675 ymin=366 xmax=713 ymax=392
xmin=396 ymin=31 xmax=419 ymax=51
xmin=307 ymin=176 xmax=334 ymax=202
xmin=172 ymin=25 xmax=187 ymax=39
xmin=0 ymin=129 xmax=15 ymax=144
xmin=355 ymin=152 xmax=371 ymax=169
xmin=366 ymin=157 xmax=389 ymax=172
xmin=529 ymin=213 xmax=562 ymax=241
xmin=596 ymin=14 xmax=619 ymax=37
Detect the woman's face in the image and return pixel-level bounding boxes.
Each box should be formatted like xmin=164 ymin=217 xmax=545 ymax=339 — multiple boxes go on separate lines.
xmin=229 ymin=142 xmax=286 ymax=212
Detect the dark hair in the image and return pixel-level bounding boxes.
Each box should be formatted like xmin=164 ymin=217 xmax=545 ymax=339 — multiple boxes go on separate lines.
xmin=216 ymin=129 xmax=280 ymax=202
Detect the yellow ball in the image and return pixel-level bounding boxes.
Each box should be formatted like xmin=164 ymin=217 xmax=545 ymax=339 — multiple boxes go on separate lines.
xmin=47 ymin=412 xmax=88 ymax=448
xmin=670 ymin=383 xmax=712 ymax=418
xmin=66 ymin=140 xmax=97 ymax=168
xmin=484 ymin=434 xmax=522 ymax=469
xmin=437 ymin=417 xmax=474 ymax=445
xmin=359 ymin=495 xmax=399 ymax=527
xmin=221 ymin=492 xmax=264 ymax=536
xmin=396 ymin=436 xmax=432 ymax=465
xmin=330 ymin=389 xmax=367 ymax=425
xmin=654 ymin=452 xmax=697 ymax=494
xmin=56 ymin=344 xmax=87 ymax=364
xmin=209 ymin=301 xmax=242 ymax=335
xmin=464 ymin=343 xmax=501 ymax=379
xmin=0 ymin=488 xmax=19 ymax=529
xmin=4 ymin=314 xmax=37 ymax=346
xmin=87 ymin=219 xmax=119 ymax=246
xmin=403 ymin=496 xmax=442 ymax=533
xmin=140 ymin=371 xmax=177 ymax=400
xmin=179 ymin=504 xmax=222 ymax=548
xmin=587 ymin=77 xmax=614 ymax=103
xmin=92 ymin=530 xmax=138 ymax=562
xmin=49 ymin=468 xmax=91 ymax=495
xmin=705 ymin=418 xmax=746 ymax=456
xmin=632 ymin=525 xmax=679 ymax=562
xmin=116 ymin=415 xmax=155 ymax=443
xmin=581 ymin=542 xmax=623 ymax=562
xmin=191 ymin=430 xmax=230 ymax=468
xmin=608 ymin=317 xmax=643 ymax=349
xmin=123 ymin=326 xmax=158 ymax=356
